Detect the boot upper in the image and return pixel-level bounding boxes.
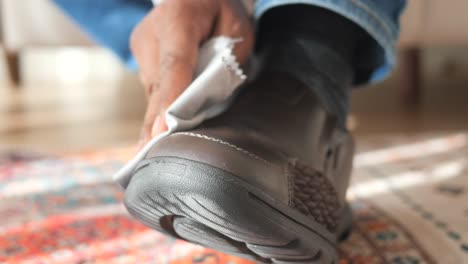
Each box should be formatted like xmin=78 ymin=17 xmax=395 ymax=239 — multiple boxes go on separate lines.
xmin=146 ymin=70 xmax=354 ymax=233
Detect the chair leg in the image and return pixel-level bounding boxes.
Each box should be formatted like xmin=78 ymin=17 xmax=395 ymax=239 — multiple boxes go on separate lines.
xmin=399 ymin=47 xmax=421 ymax=105
xmin=5 ymin=51 xmax=21 ymax=86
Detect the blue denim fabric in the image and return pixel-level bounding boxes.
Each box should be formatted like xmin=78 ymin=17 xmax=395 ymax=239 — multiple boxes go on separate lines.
xmin=54 ymin=0 xmax=406 ymax=82
xmin=53 ymin=0 xmax=153 ymax=69
xmin=255 ymin=0 xmax=407 ymax=82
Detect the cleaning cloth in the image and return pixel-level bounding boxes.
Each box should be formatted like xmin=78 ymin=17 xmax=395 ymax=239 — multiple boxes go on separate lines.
xmin=113 ymin=37 xmax=247 ymax=188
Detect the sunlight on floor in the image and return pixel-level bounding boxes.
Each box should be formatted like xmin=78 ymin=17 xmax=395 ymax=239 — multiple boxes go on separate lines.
xmin=354 ymin=133 xmax=468 ymax=168
xmin=348 ymin=158 xmax=465 ymax=199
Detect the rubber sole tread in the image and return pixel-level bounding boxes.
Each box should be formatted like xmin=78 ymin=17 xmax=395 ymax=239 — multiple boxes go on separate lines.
xmin=124 ymin=157 xmax=349 ymax=264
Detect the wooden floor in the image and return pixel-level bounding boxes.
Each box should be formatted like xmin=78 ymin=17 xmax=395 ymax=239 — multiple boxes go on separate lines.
xmin=0 ymin=80 xmax=145 ymax=151
xmin=1 ymin=47 xmax=467 ymax=151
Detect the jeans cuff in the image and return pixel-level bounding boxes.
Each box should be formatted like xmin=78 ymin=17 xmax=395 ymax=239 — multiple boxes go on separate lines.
xmin=254 ymin=0 xmax=402 ymax=83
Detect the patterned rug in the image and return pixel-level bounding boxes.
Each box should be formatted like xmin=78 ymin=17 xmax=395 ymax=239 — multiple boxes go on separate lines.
xmin=1 ymin=133 xmax=468 ymax=263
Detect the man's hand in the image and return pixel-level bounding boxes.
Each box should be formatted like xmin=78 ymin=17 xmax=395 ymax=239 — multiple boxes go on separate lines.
xmin=130 ymin=0 xmax=253 ymax=148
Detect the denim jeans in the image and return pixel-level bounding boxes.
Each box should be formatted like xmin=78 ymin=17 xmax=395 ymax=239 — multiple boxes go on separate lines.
xmin=54 ymin=0 xmax=406 ymax=83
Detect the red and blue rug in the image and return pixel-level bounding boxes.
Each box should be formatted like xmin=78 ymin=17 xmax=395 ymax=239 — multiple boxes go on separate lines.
xmin=1 ymin=134 xmax=468 ymax=263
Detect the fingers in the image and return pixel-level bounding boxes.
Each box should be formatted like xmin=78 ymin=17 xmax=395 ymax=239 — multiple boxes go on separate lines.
xmin=133 ymin=2 xmax=206 ymax=145
xmin=137 ymin=44 xmax=199 ymax=147
xmin=138 ymin=86 xmax=161 ymax=149
xmin=215 ymin=0 xmax=254 ymax=64
xmin=150 ymin=31 xmax=199 ymax=138
xmin=130 ymin=11 xmax=160 ymax=97
xmin=130 ymin=0 xmax=255 ymax=150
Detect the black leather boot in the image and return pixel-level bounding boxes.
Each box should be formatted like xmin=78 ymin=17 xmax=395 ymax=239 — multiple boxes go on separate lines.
xmin=124 ymin=5 xmax=365 ymax=264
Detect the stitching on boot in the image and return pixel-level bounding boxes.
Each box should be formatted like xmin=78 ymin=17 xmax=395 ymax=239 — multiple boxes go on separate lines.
xmin=288 ymin=161 xmax=340 ymax=232
xmin=285 ymin=159 xmax=297 ymax=207
xmin=176 ymin=132 xmax=272 ymax=166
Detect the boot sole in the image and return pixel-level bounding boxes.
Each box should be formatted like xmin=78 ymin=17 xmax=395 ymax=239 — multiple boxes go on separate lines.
xmin=124 ymin=156 xmax=351 ymax=264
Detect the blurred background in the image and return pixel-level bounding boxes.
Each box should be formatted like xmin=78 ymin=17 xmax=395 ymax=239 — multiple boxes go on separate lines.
xmin=0 ymin=1 xmax=468 ymax=264
xmin=0 ymin=0 xmax=467 ymax=151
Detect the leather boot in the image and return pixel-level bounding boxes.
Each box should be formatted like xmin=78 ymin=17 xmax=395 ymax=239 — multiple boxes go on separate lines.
xmin=124 ymin=6 xmax=363 ymax=264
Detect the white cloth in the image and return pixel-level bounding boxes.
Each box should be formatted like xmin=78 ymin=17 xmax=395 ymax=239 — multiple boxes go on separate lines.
xmin=113 ymin=37 xmax=246 ymax=188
